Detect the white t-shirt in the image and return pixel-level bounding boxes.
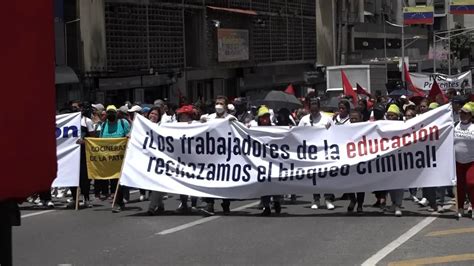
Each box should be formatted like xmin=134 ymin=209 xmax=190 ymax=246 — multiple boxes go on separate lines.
xmin=81 ymin=117 xmax=95 ymax=132
xmin=298 ymin=112 xmax=332 ymax=128
xmin=454 ymin=122 xmax=474 ymax=164
xmin=161 ymin=113 xmax=176 ymax=124
xmin=201 ymin=112 xmax=235 ymax=121
xmin=333 ymin=114 xmax=351 ymax=125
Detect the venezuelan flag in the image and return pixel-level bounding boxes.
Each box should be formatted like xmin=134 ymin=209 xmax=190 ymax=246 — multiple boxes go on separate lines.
xmin=403 ymin=6 xmax=434 ymax=25
xmin=450 ymin=0 xmax=474 ymax=14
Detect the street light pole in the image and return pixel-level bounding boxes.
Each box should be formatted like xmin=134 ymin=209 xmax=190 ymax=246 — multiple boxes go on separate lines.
xmin=401 ymin=22 xmax=405 ymax=84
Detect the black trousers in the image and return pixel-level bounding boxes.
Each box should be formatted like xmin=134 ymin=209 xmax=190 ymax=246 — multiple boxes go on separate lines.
xmin=348 ymin=192 xmax=365 ymax=206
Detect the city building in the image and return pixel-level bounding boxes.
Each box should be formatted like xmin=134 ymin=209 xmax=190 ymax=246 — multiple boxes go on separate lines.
xmin=55 ymin=0 xmax=320 ymax=106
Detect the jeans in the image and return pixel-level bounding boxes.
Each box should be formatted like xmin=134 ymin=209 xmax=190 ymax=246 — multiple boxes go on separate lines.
xmin=388 ymin=189 xmax=404 ymax=207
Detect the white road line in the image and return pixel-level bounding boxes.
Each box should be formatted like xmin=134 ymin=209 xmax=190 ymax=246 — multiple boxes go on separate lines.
xmin=21 ymin=210 xmax=56 ymax=218
xmin=361 ymin=216 xmax=437 ymax=266
xmin=156 ymin=201 xmax=260 ymax=235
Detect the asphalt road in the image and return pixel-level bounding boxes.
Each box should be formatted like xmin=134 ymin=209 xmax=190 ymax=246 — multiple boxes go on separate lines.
xmin=13 ymin=191 xmax=474 ymax=266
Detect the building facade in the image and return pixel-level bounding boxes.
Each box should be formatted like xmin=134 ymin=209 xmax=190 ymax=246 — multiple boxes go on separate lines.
xmin=57 ymin=0 xmax=319 ymax=106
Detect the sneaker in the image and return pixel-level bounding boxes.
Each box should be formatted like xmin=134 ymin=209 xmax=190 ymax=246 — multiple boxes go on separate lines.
xmin=274 ymin=202 xmax=281 ymax=214
xmin=221 ymin=202 xmax=230 ymax=215
xmin=47 ymin=201 xmax=55 ymax=208
xmin=418 ymin=198 xmax=429 ymax=207
xmin=84 ymin=200 xmax=93 ymax=208
xmin=112 ymin=205 xmax=124 ymax=213
xmin=347 ymin=201 xmax=356 ymax=212
xmin=176 ymin=203 xmax=188 ymax=212
xmin=261 ymin=207 xmax=271 ymax=216
xmin=139 ymin=195 xmax=145 ymax=202
xmin=123 ymin=199 xmax=128 ymax=204
xmin=36 ymin=201 xmax=45 ymax=207
xmin=326 ymin=201 xmax=335 ymax=210
xmin=66 ymin=200 xmax=76 ymax=209
xmin=34 ymin=197 xmax=41 ymax=204
xmin=468 ymin=204 xmax=472 ymax=213
xmin=27 ymin=197 xmax=35 ymax=203
xmin=395 ymin=210 xmax=402 ymax=217
xmin=66 ymin=189 xmax=72 ymax=196
xmin=311 ymin=200 xmax=320 ymax=210
xmin=458 ymin=208 xmax=464 ymax=218
xmin=357 ymin=206 xmax=363 ymax=213
xmin=412 ymin=196 xmax=420 ymax=203
xmin=437 ymin=205 xmax=444 ymax=213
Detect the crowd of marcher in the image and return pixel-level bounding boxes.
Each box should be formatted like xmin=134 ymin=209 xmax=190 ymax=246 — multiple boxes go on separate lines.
xmin=28 ymin=88 xmax=474 ymax=219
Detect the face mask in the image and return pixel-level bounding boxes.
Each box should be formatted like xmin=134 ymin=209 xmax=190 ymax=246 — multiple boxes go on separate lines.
xmin=107 ymin=114 xmax=116 ymax=122
xmin=215 ymin=104 xmax=225 ymax=114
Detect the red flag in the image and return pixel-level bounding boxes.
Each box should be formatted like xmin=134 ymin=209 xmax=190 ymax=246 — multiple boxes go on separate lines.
xmin=284 ymin=84 xmax=295 ymax=95
xmin=0 ymin=1 xmax=57 ymax=201
xmin=341 ymin=70 xmax=358 ymax=106
xmin=403 ymin=63 xmax=425 ymax=97
xmin=428 ymin=80 xmax=448 ymax=104
xmin=356 ymin=83 xmax=372 ymax=97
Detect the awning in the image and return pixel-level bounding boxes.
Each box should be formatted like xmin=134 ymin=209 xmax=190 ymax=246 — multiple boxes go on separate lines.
xmin=207 ymin=6 xmax=257 ymax=16
xmin=55 ymin=66 xmax=79 ymax=84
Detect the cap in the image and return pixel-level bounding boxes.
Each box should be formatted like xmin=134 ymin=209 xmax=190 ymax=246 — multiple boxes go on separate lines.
xmin=400 ymin=95 xmax=407 ymax=100
xmin=128 ymin=105 xmax=142 ymax=113
xmin=141 ymin=106 xmax=151 ymax=114
xmin=154 ymin=99 xmax=165 ymax=107
xmin=92 ymin=103 xmax=104 ymax=112
xmin=429 ymin=102 xmax=439 ymax=110
xmin=176 ymin=105 xmax=195 ymax=115
xmin=106 ymin=105 xmax=117 ymax=112
xmin=387 ymin=104 xmax=401 ymax=115
xmin=460 ymin=102 xmax=474 ymax=115
xmin=257 ymin=105 xmax=270 ymax=117
xmin=118 ymin=105 xmax=128 ymax=113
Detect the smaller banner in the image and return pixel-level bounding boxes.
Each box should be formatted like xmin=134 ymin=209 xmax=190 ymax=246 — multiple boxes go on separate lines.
xmin=409 ymin=71 xmax=472 ymax=91
xmin=53 ymin=112 xmax=81 ymax=187
xmin=404 ymin=6 xmax=434 ymax=25
xmin=85 ymin=137 xmax=128 ymax=180
xmin=217 ymin=28 xmax=249 ymax=62
xmin=450 ymin=0 xmax=474 ymax=14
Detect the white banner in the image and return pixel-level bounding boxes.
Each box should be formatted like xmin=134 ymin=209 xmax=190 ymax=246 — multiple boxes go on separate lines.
xmin=120 ymin=105 xmax=455 ymax=199
xmin=52 ymin=112 xmax=81 ymax=187
xmin=410 ymin=71 xmax=472 ymax=91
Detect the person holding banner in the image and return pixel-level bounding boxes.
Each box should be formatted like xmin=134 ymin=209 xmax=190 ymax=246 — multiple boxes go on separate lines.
xmin=146 ymin=107 xmax=168 ymax=215
xmin=200 ymin=96 xmax=235 ymax=215
xmin=69 ymin=101 xmax=95 ymax=208
xmin=298 ymin=95 xmax=335 ymax=210
xmin=252 ymin=106 xmax=282 ymax=216
xmin=347 ymin=110 xmax=365 ymax=213
xmin=98 ymin=105 xmax=131 ymax=213
xmin=454 ymin=102 xmax=474 ymax=219
xmin=385 ymin=104 xmax=404 ymax=217
xmin=175 ymin=105 xmax=199 ymax=212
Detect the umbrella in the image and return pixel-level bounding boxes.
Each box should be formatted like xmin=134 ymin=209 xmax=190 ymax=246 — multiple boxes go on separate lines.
xmin=320 ymin=97 xmax=354 ymax=112
xmin=388 ymin=89 xmax=412 ymax=97
xmin=258 ymin=90 xmax=302 ymax=111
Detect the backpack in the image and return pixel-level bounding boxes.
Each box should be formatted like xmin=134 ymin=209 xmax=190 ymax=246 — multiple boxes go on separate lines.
xmin=99 ymin=119 xmax=126 ymax=138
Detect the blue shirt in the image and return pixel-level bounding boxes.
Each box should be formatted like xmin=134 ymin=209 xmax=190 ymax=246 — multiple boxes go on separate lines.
xmin=100 ymin=119 xmax=130 ymax=138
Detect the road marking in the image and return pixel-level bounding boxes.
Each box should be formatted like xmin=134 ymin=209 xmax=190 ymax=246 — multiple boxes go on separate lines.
xmin=361 ymin=217 xmax=437 ymax=266
xmin=156 ymin=201 xmax=260 ymax=235
xmin=21 ymin=210 xmax=55 ymax=218
xmin=388 ymin=253 xmax=474 ymax=266
xmin=426 ymin=227 xmax=474 ymax=237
